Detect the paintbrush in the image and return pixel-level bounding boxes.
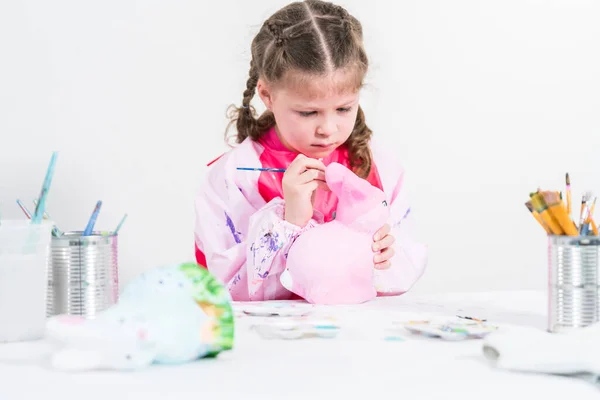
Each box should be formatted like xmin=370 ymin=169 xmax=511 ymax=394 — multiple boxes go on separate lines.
xmin=83 ymin=200 xmax=103 ymax=236
xmin=31 ymin=152 xmax=58 ymax=224
xmin=541 ymin=191 xmax=579 ymax=236
xmin=525 ymin=200 xmax=552 ymax=234
xmin=113 ymin=213 xmax=128 ymax=235
xmin=585 ymin=197 xmax=598 ymax=236
xmin=32 ymin=199 xmax=63 ymax=236
xmin=579 ymin=192 xmax=592 ymax=233
xmin=237 ymin=167 xmax=286 ymax=173
xmin=530 ymin=193 xmax=564 ymax=235
xmin=565 ymin=173 xmax=572 ymax=217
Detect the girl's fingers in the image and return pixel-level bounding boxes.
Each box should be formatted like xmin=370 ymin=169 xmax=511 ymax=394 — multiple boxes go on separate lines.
xmin=374 ymin=246 xmax=395 ymax=264
xmin=297 ymin=169 xmax=327 ymax=189
xmin=297 ymin=169 xmax=321 ymax=184
xmin=313 ymin=170 xmax=326 ymax=182
xmin=374 ymin=260 xmax=391 ymax=270
xmin=305 ymin=180 xmax=319 ymax=193
xmin=373 ymin=234 xmax=395 ymax=252
xmin=288 ymin=154 xmax=326 ymax=176
xmin=300 ymin=157 xmax=327 ymax=172
xmin=373 ymin=224 xmax=391 ymax=241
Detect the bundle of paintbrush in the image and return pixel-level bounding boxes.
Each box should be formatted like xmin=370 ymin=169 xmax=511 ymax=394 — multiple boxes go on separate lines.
xmin=13 ymin=152 xmax=128 ymax=237
xmin=16 ymin=198 xmax=128 ymax=238
xmin=525 ymin=173 xmax=598 ymax=237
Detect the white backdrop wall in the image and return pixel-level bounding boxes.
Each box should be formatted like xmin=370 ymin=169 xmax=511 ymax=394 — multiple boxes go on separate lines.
xmin=1 ymin=0 xmax=599 ymax=294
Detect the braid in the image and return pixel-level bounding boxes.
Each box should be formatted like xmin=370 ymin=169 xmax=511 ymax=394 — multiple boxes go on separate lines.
xmin=236 ymin=60 xmax=260 ymax=142
xmin=225 ymin=60 xmax=275 ymax=144
xmin=345 ymin=105 xmax=373 ymax=179
xmin=242 ymin=61 xmax=259 ymax=108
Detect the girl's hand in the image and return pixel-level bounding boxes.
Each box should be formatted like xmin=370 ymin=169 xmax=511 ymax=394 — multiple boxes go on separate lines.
xmin=282 ymin=154 xmax=328 ymax=227
xmin=373 ymin=224 xmax=395 ymax=269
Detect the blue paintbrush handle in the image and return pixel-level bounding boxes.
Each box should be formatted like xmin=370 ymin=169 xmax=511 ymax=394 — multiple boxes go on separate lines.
xmin=83 ymin=200 xmax=103 ymax=236
xmin=32 ymin=152 xmax=58 ymax=224
xmin=237 ymin=167 xmax=286 ymax=173
xmin=113 ymin=213 xmax=128 ymax=235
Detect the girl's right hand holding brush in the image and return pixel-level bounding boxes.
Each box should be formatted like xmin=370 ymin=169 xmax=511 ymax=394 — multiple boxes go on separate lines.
xmin=283 ymin=154 xmax=328 ymax=228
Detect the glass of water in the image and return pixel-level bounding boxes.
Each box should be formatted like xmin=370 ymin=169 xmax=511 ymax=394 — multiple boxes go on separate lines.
xmin=0 ymin=220 xmax=52 ymax=342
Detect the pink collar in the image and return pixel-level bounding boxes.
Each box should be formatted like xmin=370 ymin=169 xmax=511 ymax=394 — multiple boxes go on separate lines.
xmin=258 ymin=126 xmax=349 ymax=166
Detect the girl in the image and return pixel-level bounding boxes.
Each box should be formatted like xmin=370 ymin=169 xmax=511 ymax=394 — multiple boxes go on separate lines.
xmin=194 ymin=0 xmax=427 ymax=301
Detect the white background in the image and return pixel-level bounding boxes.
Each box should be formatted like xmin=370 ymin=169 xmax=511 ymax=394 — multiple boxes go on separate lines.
xmin=1 ymin=0 xmax=599 ymax=294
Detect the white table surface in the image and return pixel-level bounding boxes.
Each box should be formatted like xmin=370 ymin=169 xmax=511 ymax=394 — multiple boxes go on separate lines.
xmin=0 ymin=290 xmax=598 ymax=399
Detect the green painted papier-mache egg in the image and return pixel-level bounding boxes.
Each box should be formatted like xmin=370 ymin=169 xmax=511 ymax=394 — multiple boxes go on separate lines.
xmin=178 ymin=263 xmax=235 ymax=357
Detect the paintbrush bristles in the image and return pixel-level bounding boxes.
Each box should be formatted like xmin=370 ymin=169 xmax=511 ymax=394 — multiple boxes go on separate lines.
xmin=529 ymin=194 xmax=545 ymax=211
xmin=541 ymin=191 xmax=579 ymax=236
xmin=525 ymin=201 xmax=534 ymax=212
xmin=583 ymin=192 xmax=592 ymax=204
xmin=541 ymin=191 xmax=560 ymax=205
xmin=530 ymin=193 xmax=564 ymax=235
xmin=527 ymin=174 xmax=598 ymax=237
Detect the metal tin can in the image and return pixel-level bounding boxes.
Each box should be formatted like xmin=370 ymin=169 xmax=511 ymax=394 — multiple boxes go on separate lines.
xmin=48 ymin=231 xmax=119 ymax=318
xmin=548 ymin=235 xmax=599 ymax=332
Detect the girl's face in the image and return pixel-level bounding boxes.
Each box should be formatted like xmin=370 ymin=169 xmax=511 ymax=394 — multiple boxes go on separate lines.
xmin=257 ymin=70 xmax=361 ymax=159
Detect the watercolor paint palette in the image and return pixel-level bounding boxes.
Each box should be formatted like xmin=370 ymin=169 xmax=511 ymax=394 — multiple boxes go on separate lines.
xmin=234 ymin=301 xmax=315 ymax=317
xmin=397 ymin=317 xmax=499 ymax=341
xmin=251 ymin=316 xmax=340 ymax=340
